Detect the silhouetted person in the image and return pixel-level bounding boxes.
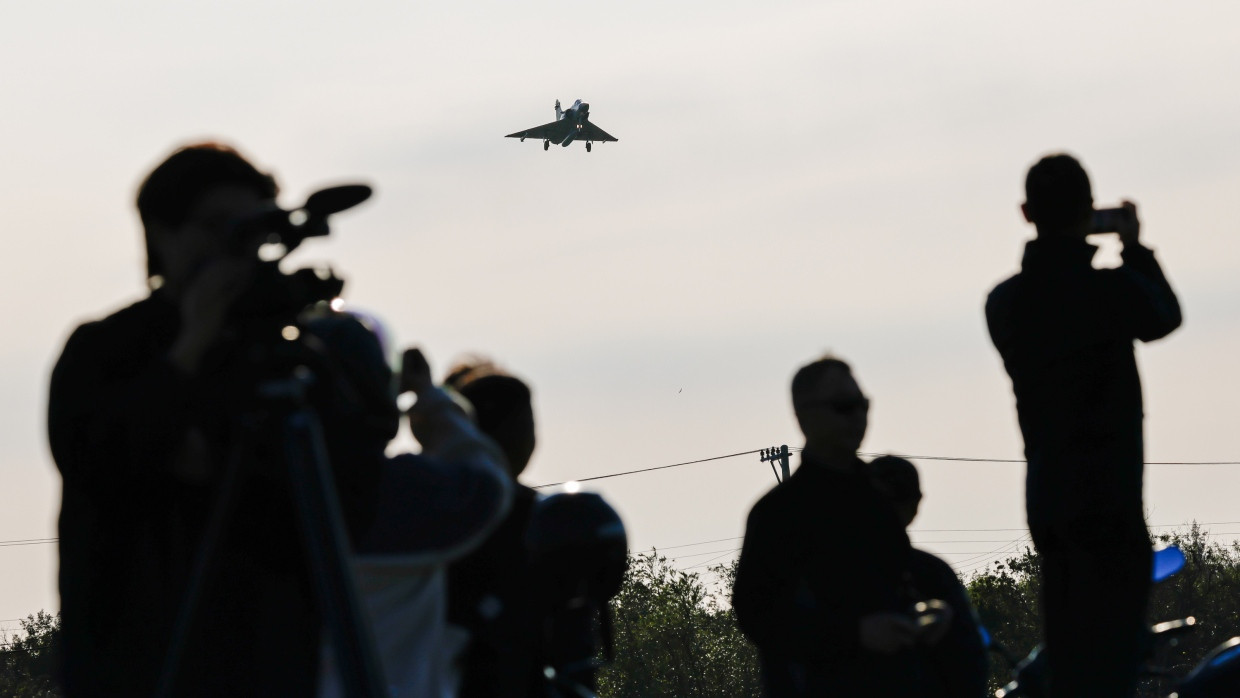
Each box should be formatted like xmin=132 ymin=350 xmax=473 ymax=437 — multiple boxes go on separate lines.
xmin=443 ymin=359 xmax=546 ymax=698
xmin=47 ymin=143 xmax=385 ymax=695
xmin=869 ymin=455 xmax=988 ymax=698
xmin=986 ymin=153 xmax=1181 ymax=697
xmin=318 ymin=342 xmax=512 ymax=697
xmin=733 ymin=357 xmax=923 ymax=696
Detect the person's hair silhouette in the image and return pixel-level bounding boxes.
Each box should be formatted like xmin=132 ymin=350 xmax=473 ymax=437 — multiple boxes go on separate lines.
xmin=1022 ymin=153 xmax=1092 ymax=233
xmin=444 ymin=359 xmax=536 ymax=478
xmin=136 ymin=142 xmax=277 ymax=280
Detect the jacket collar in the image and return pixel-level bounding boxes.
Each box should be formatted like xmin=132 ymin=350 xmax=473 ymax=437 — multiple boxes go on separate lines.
xmin=797 ymin=450 xmax=866 ymax=478
xmin=1021 ymin=237 xmax=1097 ymax=272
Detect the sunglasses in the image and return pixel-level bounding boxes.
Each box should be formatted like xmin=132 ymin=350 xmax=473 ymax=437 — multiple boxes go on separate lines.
xmin=796 ymin=396 xmax=870 ymax=413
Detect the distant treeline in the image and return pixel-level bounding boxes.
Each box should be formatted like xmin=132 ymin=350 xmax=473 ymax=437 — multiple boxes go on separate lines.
xmin=600 ymin=524 xmax=1240 ymax=698
xmin=5 ymin=525 xmax=1237 ymax=698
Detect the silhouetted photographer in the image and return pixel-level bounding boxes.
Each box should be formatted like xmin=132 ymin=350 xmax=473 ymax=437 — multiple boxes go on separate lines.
xmin=48 ymin=143 xmax=386 ymax=696
xmin=318 ymin=345 xmax=513 ymax=698
xmin=986 ymin=153 xmax=1182 ymax=697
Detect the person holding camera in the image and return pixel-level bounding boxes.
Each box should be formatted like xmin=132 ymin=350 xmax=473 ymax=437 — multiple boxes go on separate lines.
xmin=986 ymin=153 xmax=1181 ymax=697
xmin=316 ymin=343 xmax=513 ymax=698
xmin=48 ymin=143 xmax=386 ymax=696
xmin=732 ymin=357 xmax=927 ymax=696
xmin=868 ymin=455 xmax=988 ymax=698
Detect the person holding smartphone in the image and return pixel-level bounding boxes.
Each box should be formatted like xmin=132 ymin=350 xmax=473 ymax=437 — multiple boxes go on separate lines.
xmin=985 ymin=153 xmax=1182 ymax=697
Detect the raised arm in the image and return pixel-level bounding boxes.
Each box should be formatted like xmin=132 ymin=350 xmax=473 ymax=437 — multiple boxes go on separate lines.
xmin=1105 ymin=200 xmax=1182 ymax=342
xmin=354 ymin=348 xmax=512 ymax=566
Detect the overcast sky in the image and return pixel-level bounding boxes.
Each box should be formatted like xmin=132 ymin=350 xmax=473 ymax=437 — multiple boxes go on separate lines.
xmin=3 ymin=0 xmax=1239 ymax=629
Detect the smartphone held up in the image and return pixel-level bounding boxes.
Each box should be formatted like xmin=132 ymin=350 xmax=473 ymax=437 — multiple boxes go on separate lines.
xmin=1091 ymin=207 xmax=1127 ymax=234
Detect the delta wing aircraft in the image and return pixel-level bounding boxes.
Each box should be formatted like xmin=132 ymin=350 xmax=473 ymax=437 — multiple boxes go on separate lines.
xmin=505 ymin=99 xmax=618 ymax=152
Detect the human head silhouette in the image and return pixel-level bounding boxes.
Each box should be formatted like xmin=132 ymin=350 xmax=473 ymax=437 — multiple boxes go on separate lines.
xmin=1021 ymin=153 xmax=1093 ymax=240
xmin=136 ymin=142 xmax=277 ymax=294
xmin=445 ymin=359 xmax=536 ymax=478
xmin=869 ymin=455 xmax=922 ymax=528
xmin=791 ymin=356 xmax=869 ymax=459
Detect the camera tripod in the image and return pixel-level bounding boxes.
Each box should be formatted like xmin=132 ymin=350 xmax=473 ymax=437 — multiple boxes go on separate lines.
xmin=155 ymin=362 xmax=385 ymax=697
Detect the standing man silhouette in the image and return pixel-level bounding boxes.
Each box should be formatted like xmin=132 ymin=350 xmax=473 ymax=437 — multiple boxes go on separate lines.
xmin=986 ymin=153 xmax=1181 ymax=697
xmin=733 ymin=357 xmax=920 ymax=696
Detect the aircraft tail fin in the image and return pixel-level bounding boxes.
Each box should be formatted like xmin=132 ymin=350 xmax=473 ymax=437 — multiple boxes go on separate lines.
xmin=555 ymin=99 xmax=562 ymax=120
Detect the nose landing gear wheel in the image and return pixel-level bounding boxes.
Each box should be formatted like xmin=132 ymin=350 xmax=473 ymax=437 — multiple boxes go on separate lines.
xmin=543 ymin=140 xmax=550 ymax=151
xmin=586 ymin=142 xmax=592 ymax=152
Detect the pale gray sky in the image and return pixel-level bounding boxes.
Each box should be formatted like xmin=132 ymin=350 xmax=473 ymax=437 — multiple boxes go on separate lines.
xmin=3 ymin=0 xmax=1239 ymax=629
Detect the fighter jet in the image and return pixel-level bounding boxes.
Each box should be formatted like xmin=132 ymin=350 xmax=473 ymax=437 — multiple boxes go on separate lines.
xmin=505 ymin=99 xmax=618 ymax=152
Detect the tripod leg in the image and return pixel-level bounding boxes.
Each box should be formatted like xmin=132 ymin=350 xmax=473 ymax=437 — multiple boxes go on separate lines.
xmin=285 ymin=408 xmax=386 ymax=697
xmin=156 ymin=438 xmax=249 ymax=698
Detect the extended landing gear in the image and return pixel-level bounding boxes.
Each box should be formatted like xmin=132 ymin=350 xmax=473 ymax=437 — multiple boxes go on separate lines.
xmin=586 ymin=142 xmax=592 ymax=152
xmin=543 ymin=140 xmax=550 ymax=151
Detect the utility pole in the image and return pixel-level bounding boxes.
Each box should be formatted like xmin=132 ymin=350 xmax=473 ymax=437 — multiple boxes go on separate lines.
xmin=760 ymin=445 xmax=791 ymax=483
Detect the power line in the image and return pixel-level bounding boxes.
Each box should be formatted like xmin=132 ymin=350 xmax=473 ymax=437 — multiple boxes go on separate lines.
xmin=639 ymin=536 xmax=744 ymax=552
xmin=654 ymin=526 xmax=1240 ymax=579
xmin=683 ymin=550 xmax=741 ymax=570
xmin=918 ymin=532 xmax=1240 ymax=544
xmin=913 ymin=539 xmax=1045 ymax=544
xmin=858 ymin=451 xmax=1240 ymax=466
xmin=909 ymin=527 xmax=1028 ymax=532
xmin=655 ymin=528 xmax=1238 ymax=577
xmin=944 ymin=536 xmax=1031 ymax=568
xmin=668 ymin=547 xmax=742 ymax=562
xmin=4 ymin=523 xmax=1236 ymax=553
xmin=531 ymin=444 xmax=1239 ymax=491
xmin=0 ymin=538 xmax=56 ymax=547
xmin=641 ymin=522 xmax=1240 ymax=557
xmin=6 ymin=522 xmax=1232 ymax=551
xmin=946 ymin=528 xmax=1240 ymax=577
xmin=2 ymin=445 xmax=1231 ymax=543
xmin=864 ymin=450 xmax=1240 ymax=467
xmin=909 ymin=522 xmax=1240 ymax=534
xmin=531 ymin=448 xmax=763 ymax=489
xmin=953 ymin=536 xmax=1033 ymax=574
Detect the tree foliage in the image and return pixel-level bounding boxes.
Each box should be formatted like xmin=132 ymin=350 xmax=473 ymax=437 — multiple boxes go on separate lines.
xmin=967 ymin=523 xmax=1240 ymax=696
xmin=0 ymin=610 xmax=62 ymax=697
xmin=7 ymin=526 xmax=1236 ymax=697
xmin=599 ymin=552 xmax=761 ymax=698
xmin=965 ymin=541 xmax=1043 ymax=693
xmin=601 ymin=526 xmax=1240 ymax=697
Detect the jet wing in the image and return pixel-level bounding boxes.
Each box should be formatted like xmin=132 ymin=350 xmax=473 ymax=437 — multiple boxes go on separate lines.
xmin=579 ymin=121 xmax=618 ymax=142
xmin=505 ymin=120 xmax=572 ymax=141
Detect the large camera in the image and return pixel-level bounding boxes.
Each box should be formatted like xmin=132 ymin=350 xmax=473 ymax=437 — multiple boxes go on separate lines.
xmin=226 ymin=184 xmax=372 ymax=322
xmin=230 ymin=184 xmax=372 ymax=257
xmin=212 ymin=183 xmax=375 ymax=405
xmin=526 ymin=491 xmax=628 ymax=697
xmin=156 ymin=183 xmax=390 ymax=696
